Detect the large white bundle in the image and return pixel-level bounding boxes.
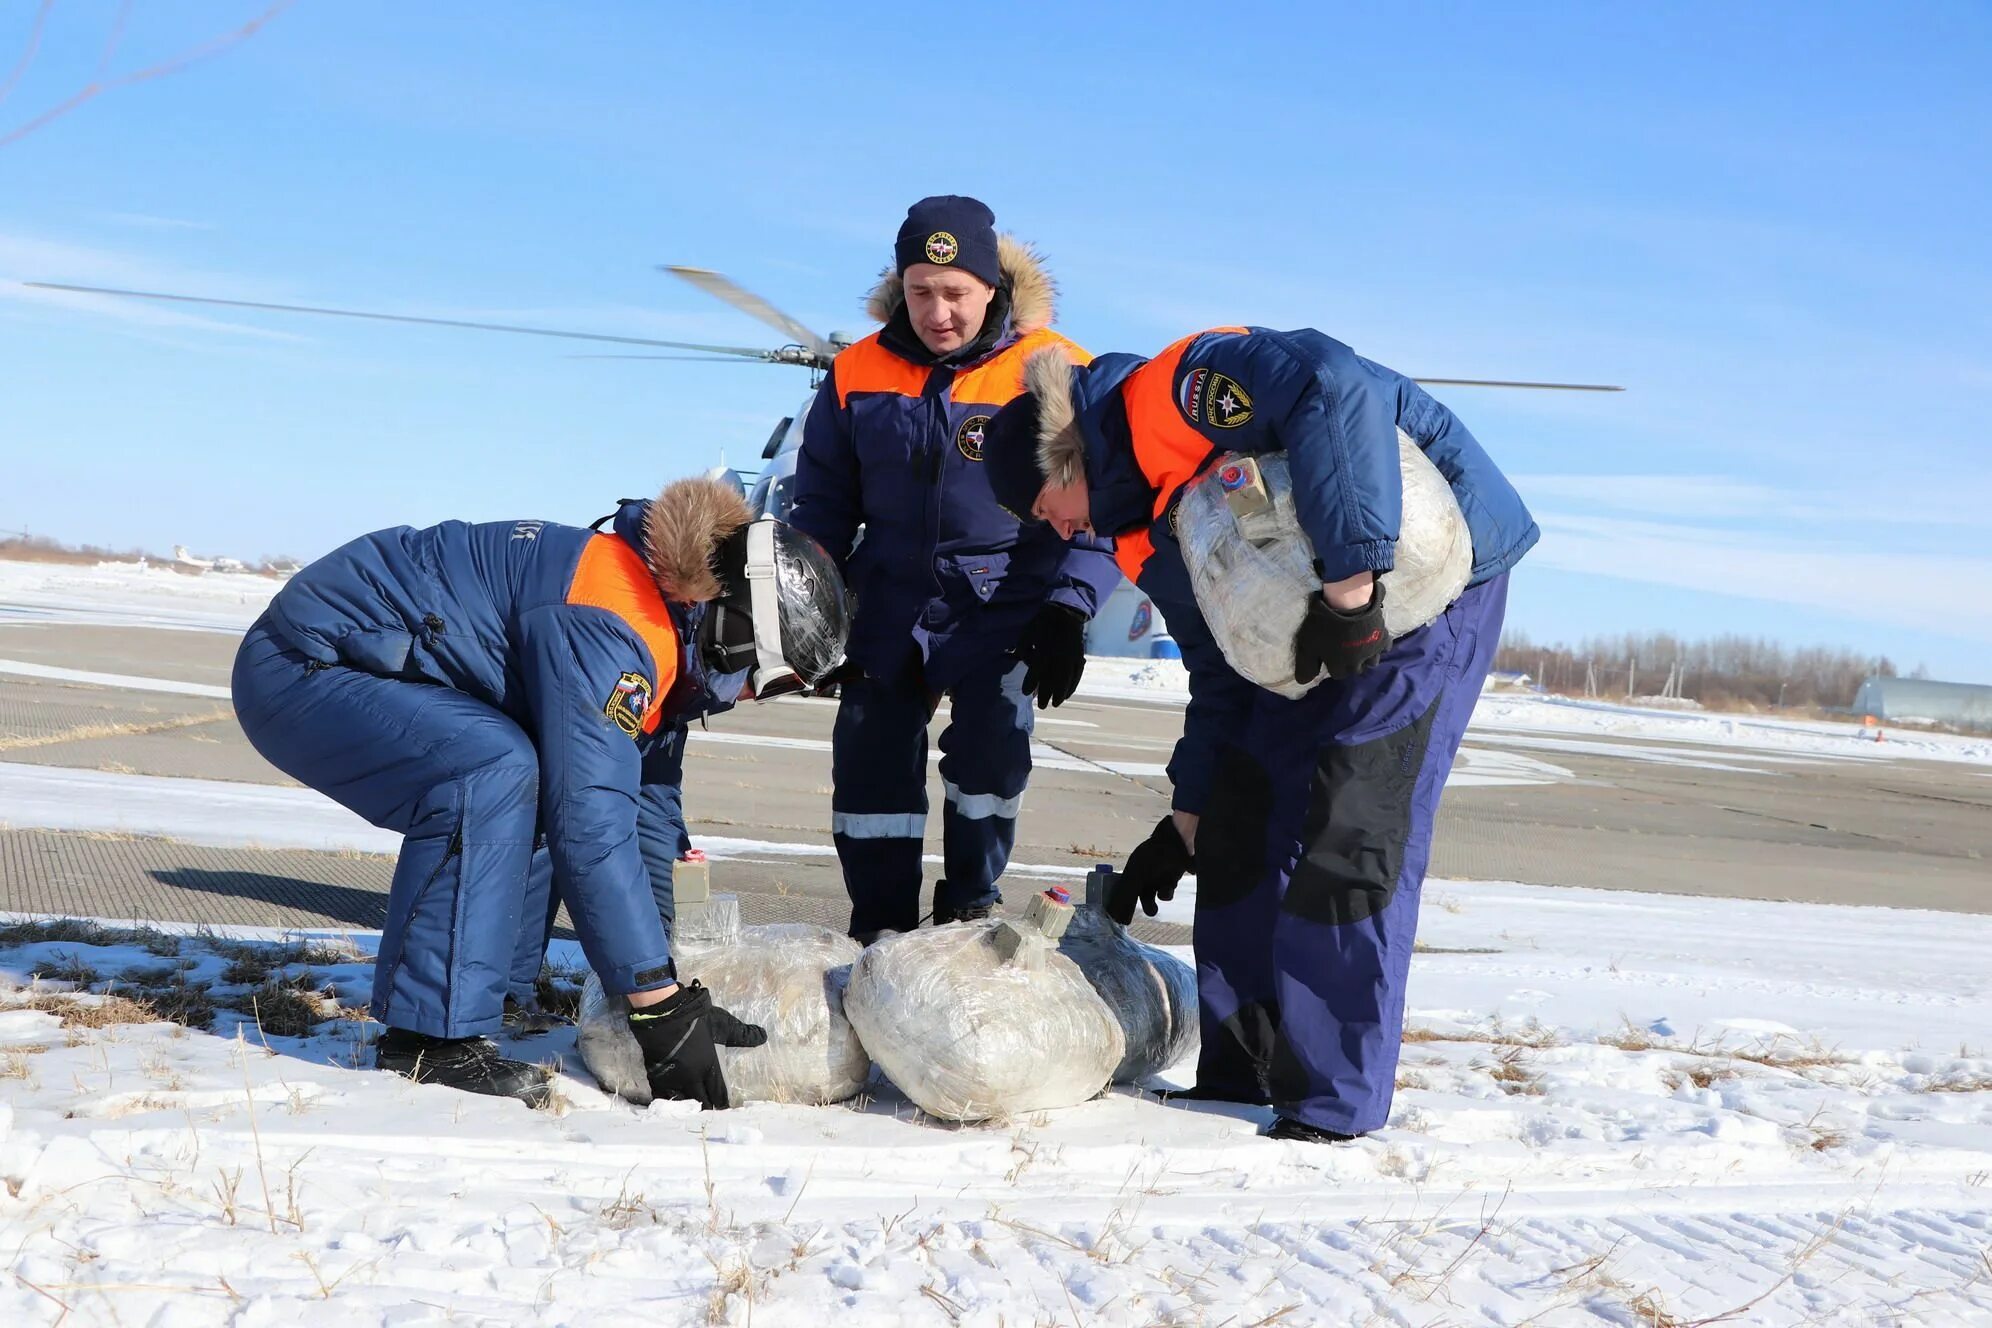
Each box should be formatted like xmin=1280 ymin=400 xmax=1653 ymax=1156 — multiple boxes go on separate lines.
xmin=1178 ymin=433 xmax=1473 ymax=698
xmin=1058 ymin=872 xmax=1198 ymax=1084
xmin=842 ymin=921 xmax=1124 ymax=1122
xmin=577 ymin=923 xmax=869 ymax=1106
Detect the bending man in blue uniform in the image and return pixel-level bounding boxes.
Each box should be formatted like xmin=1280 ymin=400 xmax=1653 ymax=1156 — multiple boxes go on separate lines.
xmin=788 ymin=196 xmax=1119 ymax=940
xmin=983 ymin=328 xmax=1535 ymax=1143
xmin=233 ymin=477 xmax=851 ymax=1107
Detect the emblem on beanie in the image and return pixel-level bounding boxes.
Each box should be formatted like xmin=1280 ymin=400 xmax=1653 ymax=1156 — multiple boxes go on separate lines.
xmin=603 ymin=671 xmax=652 ymax=738
xmin=955 ymin=414 xmax=990 ymax=462
xmin=1179 ymin=366 xmax=1253 ymax=429
xmin=925 ymin=231 xmax=959 ymax=265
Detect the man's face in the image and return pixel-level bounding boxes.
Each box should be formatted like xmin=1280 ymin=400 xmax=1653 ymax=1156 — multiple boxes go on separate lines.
xmin=902 ymin=263 xmax=995 ymax=356
xmin=1032 ymin=475 xmax=1092 ymax=540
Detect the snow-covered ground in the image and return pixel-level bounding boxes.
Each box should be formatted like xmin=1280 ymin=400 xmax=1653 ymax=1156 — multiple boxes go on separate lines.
xmin=6 ymin=557 xmax=1992 ymax=1322
xmin=0 ymin=556 xmax=279 ymax=633
xmin=4 ymin=883 xmax=1991 ymax=1326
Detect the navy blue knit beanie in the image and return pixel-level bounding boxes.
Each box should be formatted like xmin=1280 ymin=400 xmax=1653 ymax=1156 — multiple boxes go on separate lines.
xmin=895 ymin=195 xmax=1001 ymax=288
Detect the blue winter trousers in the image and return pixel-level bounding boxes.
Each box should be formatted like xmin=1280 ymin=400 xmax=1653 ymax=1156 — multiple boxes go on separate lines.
xmin=232 ymin=619 xmax=677 ymax=1039
xmin=1192 ymin=575 xmax=1507 ymax=1134
xmin=830 ymin=652 xmax=1034 ymax=936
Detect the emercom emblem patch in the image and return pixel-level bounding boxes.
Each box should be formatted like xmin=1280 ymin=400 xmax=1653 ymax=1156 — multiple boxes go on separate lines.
xmin=955 ymin=413 xmax=990 ymax=462
xmin=604 ymin=671 xmax=652 ymax=738
xmin=1177 ymin=366 xmax=1254 ymax=429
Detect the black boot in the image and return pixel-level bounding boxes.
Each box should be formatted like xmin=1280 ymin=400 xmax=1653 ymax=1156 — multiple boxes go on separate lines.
xmin=1264 ymin=1116 xmax=1359 ymax=1144
xmin=931 ymin=900 xmax=994 ymax=926
xmin=374 ymin=1028 xmax=552 ymax=1107
xmin=1162 ymin=1082 xmax=1273 ymax=1107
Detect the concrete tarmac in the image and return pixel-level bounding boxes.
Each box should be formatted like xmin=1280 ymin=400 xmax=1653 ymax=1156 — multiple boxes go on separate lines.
xmin=0 ymin=621 xmax=1986 ymax=947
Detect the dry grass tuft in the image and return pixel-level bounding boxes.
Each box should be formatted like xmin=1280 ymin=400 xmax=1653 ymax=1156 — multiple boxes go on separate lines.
xmin=1488 ymin=1045 xmax=1547 ymax=1096
xmin=29 ymin=953 xmax=99 ymax=986
xmin=8 ymin=991 xmax=164 ymax=1028
xmin=226 ymin=982 xmax=328 ymax=1039
xmin=1403 ymin=1017 xmax=1560 ymax=1049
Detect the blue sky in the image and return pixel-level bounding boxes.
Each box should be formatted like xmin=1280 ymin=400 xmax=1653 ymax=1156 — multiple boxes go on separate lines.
xmin=2 ymin=2 xmax=1987 ymax=681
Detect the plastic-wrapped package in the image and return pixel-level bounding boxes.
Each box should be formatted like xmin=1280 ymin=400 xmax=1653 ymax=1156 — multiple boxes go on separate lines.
xmin=577 ymin=921 xmax=869 ymax=1106
xmin=1058 ymin=867 xmax=1198 ymax=1084
xmin=842 ymin=917 xmax=1125 ymax=1122
xmin=1177 ymin=433 xmax=1473 ymax=698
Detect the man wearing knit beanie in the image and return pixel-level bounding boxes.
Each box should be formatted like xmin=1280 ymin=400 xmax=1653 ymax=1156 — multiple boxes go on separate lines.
xmin=785 ymin=197 xmax=1119 ymax=942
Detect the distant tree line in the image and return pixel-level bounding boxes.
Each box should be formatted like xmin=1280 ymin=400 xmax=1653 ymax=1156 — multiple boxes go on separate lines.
xmin=1494 ymin=630 xmax=1908 ymax=711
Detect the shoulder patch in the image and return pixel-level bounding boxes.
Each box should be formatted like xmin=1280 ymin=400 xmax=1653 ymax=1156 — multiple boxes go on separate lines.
xmin=1179 ymin=366 xmax=1253 ymax=429
xmin=604 ymin=671 xmax=652 ymax=739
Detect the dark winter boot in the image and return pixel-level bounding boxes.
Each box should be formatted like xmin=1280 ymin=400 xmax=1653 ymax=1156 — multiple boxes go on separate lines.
xmin=1264 ymin=1116 xmax=1359 ymax=1144
xmin=374 ymin=1028 xmax=552 ymax=1107
xmin=931 ymin=900 xmax=994 ymax=926
xmin=1162 ymin=1082 xmax=1274 ymax=1107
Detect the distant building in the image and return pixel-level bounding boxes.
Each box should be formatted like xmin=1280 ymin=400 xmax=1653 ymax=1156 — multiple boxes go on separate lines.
xmin=1851 ymin=677 xmax=1992 ymax=728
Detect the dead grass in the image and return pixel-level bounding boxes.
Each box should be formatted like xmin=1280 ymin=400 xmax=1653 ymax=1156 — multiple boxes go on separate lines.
xmin=7 ymin=991 xmax=165 ymax=1028
xmin=29 ymin=953 xmax=99 ymax=986
xmin=1923 ymin=1071 xmax=1992 ymax=1093
xmin=533 ymin=970 xmax=583 ymax=1022
xmin=1487 ymin=1045 xmax=1547 ymax=1096
xmin=0 ymin=918 xmax=182 ymax=955
xmin=224 ymin=982 xmax=329 ymax=1039
xmin=1403 ymin=1017 xmax=1561 ymax=1049
xmin=0 ymin=710 xmax=233 ymax=753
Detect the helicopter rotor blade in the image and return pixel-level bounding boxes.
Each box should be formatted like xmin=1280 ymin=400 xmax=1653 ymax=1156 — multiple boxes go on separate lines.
xmin=661 ymin=266 xmax=835 ymax=360
xmin=1412 ymin=377 xmax=1624 ymax=392
xmin=22 ymin=281 xmax=786 ymax=359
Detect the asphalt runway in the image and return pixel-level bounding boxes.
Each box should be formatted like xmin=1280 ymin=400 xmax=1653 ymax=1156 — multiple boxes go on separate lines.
xmin=0 ymin=620 xmax=1987 ymax=949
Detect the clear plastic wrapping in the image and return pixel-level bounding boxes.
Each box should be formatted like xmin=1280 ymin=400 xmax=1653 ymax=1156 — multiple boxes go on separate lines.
xmin=841 ymin=921 xmax=1125 ymax=1122
xmin=577 ymin=923 xmax=869 ymax=1106
xmin=1178 ymin=433 xmax=1473 ymax=698
xmin=1059 ymin=870 xmax=1199 ymax=1084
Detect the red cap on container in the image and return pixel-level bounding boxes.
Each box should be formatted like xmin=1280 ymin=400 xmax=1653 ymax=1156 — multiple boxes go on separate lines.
xmin=1046 ymin=885 xmax=1071 ymax=904
xmin=680 ymin=849 xmax=707 ymax=863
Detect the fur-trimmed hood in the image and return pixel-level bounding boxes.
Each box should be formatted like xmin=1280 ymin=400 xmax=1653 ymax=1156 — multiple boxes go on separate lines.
xmin=1020 ymin=345 xmax=1087 ymax=489
xmin=640 ymin=477 xmax=752 ymax=603
xmin=864 ymin=233 xmax=1057 ymax=334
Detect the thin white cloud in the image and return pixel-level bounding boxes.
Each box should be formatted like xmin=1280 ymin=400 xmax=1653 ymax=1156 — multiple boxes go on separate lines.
xmin=91 ymin=212 xmax=216 ymax=232
xmin=1531 ymin=511 xmax=1992 ymax=644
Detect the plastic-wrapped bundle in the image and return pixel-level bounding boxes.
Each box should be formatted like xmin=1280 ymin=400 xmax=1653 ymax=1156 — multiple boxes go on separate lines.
xmin=843 ymin=920 xmax=1125 ymax=1122
xmin=1058 ymin=868 xmax=1198 ymax=1084
xmin=577 ymin=923 xmax=869 ymax=1106
xmin=1177 ymin=433 xmax=1473 ymax=698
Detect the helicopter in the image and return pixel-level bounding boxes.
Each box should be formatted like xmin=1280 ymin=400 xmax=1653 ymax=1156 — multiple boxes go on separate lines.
xmin=22 ymin=270 xmax=1622 ymax=656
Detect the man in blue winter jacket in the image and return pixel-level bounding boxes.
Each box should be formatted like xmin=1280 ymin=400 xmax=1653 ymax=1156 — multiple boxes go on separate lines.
xmin=787 ymin=196 xmax=1120 ymax=940
xmin=232 ymin=477 xmax=850 ymax=1107
xmin=982 ymin=327 xmax=1535 ymax=1143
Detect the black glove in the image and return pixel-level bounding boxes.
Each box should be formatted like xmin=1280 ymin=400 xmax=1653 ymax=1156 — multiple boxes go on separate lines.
xmin=1107 ymin=815 xmax=1195 ymax=926
xmin=626 ymin=981 xmax=767 ymax=1110
xmin=1294 ymin=579 xmax=1391 ymax=684
xmin=1018 ymin=604 xmax=1087 ymax=709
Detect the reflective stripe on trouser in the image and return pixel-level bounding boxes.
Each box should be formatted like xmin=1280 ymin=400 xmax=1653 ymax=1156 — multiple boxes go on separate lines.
xmin=1192 ymin=575 xmax=1508 ymax=1134
xmin=934 ymin=656 xmax=1033 ymax=915
xmin=231 ymin=621 xmax=542 ymax=1040
xmin=830 ymin=653 xmax=1035 ymax=935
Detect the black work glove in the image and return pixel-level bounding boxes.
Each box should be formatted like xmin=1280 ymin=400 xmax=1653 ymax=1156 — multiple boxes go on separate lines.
xmin=626 ymin=981 xmax=767 ymax=1110
xmin=1107 ymin=815 xmax=1195 ymax=926
xmin=1294 ymin=579 xmax=1391 ymax=685
xmin=1018 ymin=604 xmax=1088 ymax=709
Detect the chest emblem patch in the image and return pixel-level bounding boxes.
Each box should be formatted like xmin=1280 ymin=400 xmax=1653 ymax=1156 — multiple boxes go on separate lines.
xmin=604 ymin=671 xmax=652 ymax=738
xmin=955 ymin=413 xmax=990 ymax=462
